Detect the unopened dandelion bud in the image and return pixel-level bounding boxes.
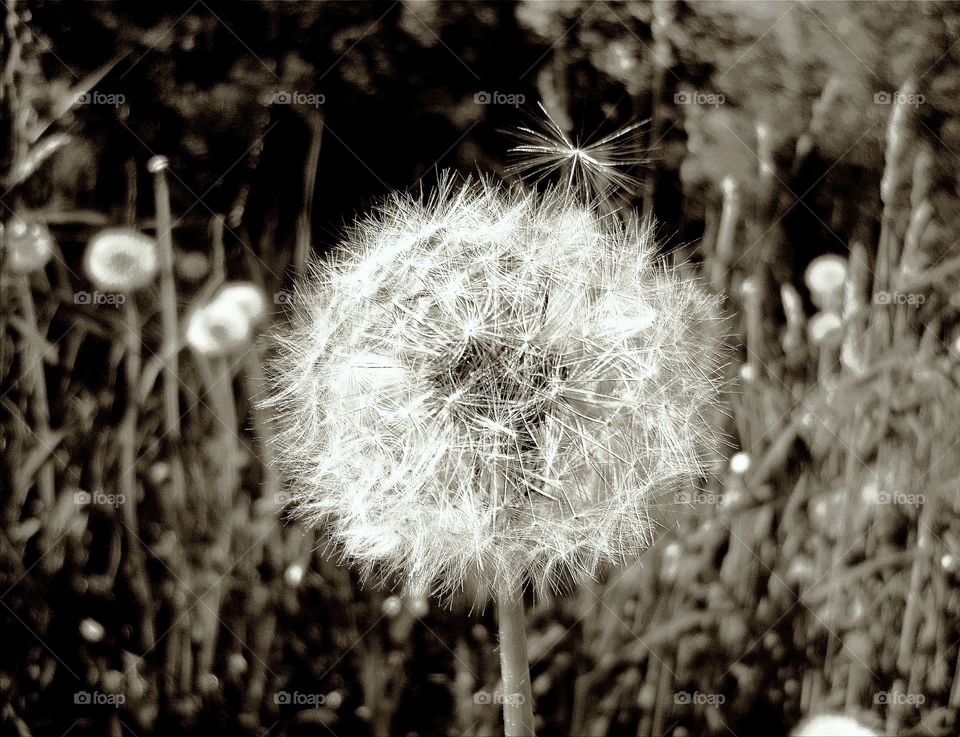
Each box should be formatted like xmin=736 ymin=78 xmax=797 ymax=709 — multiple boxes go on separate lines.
xmin=3 ymin=217 xmax=54 ymax=274
xmin=804 ymin=254 xmax=847 ymax=314
xmin=84 ymin=228 xmax=159 ymax=292
xmin=266 ymin=175 xmax=723 ymax=600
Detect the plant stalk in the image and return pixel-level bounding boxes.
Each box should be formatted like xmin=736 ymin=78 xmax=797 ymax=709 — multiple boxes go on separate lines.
xmin=496 ymin=589 xmax=535 ymax=737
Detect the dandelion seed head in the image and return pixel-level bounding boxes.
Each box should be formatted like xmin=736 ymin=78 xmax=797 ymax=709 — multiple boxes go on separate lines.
xmin=792 ymin=714 xmax=877 ymax=737
xmin=267 ymin=175 xmax=722 ymax=600
xmin=84 ymin=228 xmax=158 ymax=292
xmin=4 ymin=217 xmax=54 ymax=274
xmin=804 ymin=254 xmax=847 ymax=313
xmin=186 ymin=296 xmax=254 ymax=357
xmin=213 ymin=281 xmax=269 ymax=324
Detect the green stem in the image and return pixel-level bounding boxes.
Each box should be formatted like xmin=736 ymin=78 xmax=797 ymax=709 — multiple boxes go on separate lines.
xmin=496 ymin=589 xmax=535 ymax=737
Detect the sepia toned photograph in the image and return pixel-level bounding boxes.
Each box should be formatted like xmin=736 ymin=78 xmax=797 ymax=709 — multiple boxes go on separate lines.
xmin=1 ymin=2 xmax=959 ymax=736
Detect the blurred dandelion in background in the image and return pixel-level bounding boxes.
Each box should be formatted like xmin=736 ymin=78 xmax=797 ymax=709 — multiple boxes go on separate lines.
xmin=3 ymin=217 xmax=54 ymax=274
xmin=186 ymin=281 xmax=268 ymax=357
xmin=83 ymin=228 xmax=159 ymax=292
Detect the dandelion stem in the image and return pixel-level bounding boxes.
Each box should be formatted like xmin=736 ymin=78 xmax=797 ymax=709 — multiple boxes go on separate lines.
xmin=496 ymin=589 xmax=535 ymax=737
xmin=149 ymin=155 xmax=186 ymax=508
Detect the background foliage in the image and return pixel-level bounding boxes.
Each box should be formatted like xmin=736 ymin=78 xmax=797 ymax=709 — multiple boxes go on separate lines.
xmin=4 ymin=2 xmax=960 ymax=736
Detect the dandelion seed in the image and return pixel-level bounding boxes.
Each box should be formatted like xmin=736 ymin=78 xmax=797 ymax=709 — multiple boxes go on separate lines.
xmin=3 ymin=217 xmax=54 ymax=274
xmin=84 ymin=228 xmax=159 ymax=292
xmin=507 ymin=104 xmax=648 ymax=205
xmin=266 ymin=174 xmax=722 ymax=600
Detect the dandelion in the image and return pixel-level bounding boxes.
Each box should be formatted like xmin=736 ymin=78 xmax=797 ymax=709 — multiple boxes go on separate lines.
xmin=804 ymin=254 xmax=847 ymax=314
xmin=186 ymin=297 xmax=254 ymax=357
xmin=268 ymin=174 xmax=722 ymax=602
xmin=268 ymin=172 xmax=721 ymax=734
xmin=3 ymin=217 xmax=54 ymax=274
xmin=213 ymin=281 xmax=269 ymax=325
xmin=185 ymin=281 xmax=268 ymax=357
xmin=84 ymin=227 xmax=159 ymax=292
xmin=791 ymin=714 xmax=878 ymax=737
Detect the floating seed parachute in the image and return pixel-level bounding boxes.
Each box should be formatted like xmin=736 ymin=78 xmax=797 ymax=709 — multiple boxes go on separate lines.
xmin=267 ymin=175 xmax=723 ymax=599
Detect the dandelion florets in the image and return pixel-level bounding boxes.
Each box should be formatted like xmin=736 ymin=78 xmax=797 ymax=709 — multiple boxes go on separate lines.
xmin=84 ymin=228 xmax=158 ymax=292
xmin=267 ymin=176 xmax=722 ymax=600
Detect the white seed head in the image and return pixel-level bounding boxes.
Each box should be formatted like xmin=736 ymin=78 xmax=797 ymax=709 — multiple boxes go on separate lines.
xmin=804 ymin=254 xmax=847 ymax=313
xmin=84 ymin=228 xmax=158 ymax=292
xmin=212 ymin=281 xmax=269 ymax=324
xmin=186 ymin=296 xmax=254 ymax=357
xmin=3 ymin=217 xmax=54 ymax=274
xmin=792 ymin=714 xmax=877 ymax=737
xmin=266 ymin=176 xmax=723 ymax=600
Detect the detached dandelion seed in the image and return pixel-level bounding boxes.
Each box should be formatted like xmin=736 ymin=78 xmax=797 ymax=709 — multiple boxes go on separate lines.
xmin=507 ymin=104 xmax=648 ymax=205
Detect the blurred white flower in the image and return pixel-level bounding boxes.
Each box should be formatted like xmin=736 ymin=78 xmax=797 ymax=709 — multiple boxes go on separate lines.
xmin=84 ymin=228 xmax=158 ymax=291
xmin=804 ymin=254 xmax=847 ymax=313
xmin=267 ymin=176 xmax=722 ymax=599
xmin=792 ymin=714 xmax=877 ymax=737
xmin=213 ymin=281 xmax=269 ymax=324
xmin=186 ymin=296 xmax=254 ymax=357
xmin=807 ymin=311 xmax=843 ymax=347
xmin=3 ymin=217 xmax=54 ymax=274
